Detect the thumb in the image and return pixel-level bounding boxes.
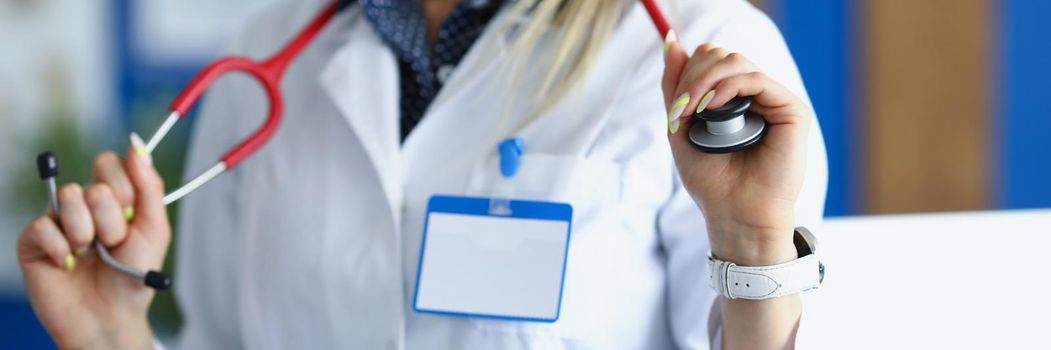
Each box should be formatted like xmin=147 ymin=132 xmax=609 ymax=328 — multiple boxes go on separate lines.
xmin=661 ymin=31 xmax=690 ymax=134
xmin=661 ymin=30 xmax=690 ymax=106
xmin=125 ymin=133 xmax=169 ymax=241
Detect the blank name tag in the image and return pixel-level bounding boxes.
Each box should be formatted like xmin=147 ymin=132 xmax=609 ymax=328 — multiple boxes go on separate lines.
xmin=413 ymin=195 xmax=573 ymax=322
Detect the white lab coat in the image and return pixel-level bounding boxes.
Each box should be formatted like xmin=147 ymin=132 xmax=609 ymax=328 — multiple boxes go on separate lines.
xmin=171 ymin=0 xmax=827 ymax=349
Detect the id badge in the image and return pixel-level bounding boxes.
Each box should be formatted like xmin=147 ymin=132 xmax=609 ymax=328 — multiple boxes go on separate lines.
xmin=413 ymin=195 xmax=573 ymax=322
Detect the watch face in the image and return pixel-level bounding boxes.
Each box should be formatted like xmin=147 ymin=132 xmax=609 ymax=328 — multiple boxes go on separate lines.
xmin=794 ymin=226 xmax=818 ymax=256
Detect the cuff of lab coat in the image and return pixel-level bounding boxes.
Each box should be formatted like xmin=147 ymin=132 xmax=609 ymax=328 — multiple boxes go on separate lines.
xmin=709 ymin=299 xmax=723 ymax=350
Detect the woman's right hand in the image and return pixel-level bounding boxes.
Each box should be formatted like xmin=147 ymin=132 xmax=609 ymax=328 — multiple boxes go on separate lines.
xmin=17 ymin=135 xmax=170 ymax=349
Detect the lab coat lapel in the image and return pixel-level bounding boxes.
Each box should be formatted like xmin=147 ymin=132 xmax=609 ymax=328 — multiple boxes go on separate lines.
xmin=319 ymin=12 xmax=403 ymax=220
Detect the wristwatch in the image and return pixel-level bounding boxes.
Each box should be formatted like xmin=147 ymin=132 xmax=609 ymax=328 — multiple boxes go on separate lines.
xmin=707 ymin=227 xmax=825 ymax=300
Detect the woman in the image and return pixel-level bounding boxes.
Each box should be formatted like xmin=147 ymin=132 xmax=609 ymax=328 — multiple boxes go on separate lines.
xmin=17 ymin=0 xmax=826 ymax=348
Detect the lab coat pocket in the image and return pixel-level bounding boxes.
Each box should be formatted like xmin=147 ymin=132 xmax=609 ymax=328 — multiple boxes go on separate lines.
xmin=463 ymin=153 xmax=625 ymax=340
xmin=466 ymin=153 xmax=622 ymax=206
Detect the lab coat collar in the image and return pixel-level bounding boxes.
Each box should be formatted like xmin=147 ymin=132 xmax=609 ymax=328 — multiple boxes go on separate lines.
xmin=318 ymin=7 xmax=518 ymax=219
xmin=319 ymin=7 xmax=404 ymax=221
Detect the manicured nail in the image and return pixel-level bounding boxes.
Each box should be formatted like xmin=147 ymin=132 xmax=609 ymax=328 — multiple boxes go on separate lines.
xmin=124 ymin=206 xmax=135 ymax=221
xmin=663 ymin=30 xmax=678 ymax=53
xmin=65 ymin=254 xmax=76 ymax=272
xmin=75 ymin=245 xmax=89 ymax=256
xmin=668 ymin=92 xmax=690 ymax=134
xmin=696 ymin=90 xmax=716 ymax=113
xmin=130 ymin=132 xmax=152 ymax=165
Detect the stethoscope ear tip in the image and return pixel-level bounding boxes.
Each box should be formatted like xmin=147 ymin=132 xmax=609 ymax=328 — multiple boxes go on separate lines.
xmin=144 ymin=271 xmax=172 ymax=290
xmin=36 ymin=151 xmax=58 ymax=179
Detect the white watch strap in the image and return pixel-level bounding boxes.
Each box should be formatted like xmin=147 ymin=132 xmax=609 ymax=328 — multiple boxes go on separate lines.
xmin=708 ymin=253 xmax=823 ymax=300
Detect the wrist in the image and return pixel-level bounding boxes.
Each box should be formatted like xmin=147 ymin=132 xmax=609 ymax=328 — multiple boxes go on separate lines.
xmin=120 ymin=318 xmax=156 ymax=350
xmin=76 ymin=315 xmax=154 ymax=350
xmin=707 ymin=220 xmax=798 ymax=266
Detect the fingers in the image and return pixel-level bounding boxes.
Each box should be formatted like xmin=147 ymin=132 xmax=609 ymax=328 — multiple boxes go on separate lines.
xmin=673 ymin=51 xmax=758 ymax=121
xmin=663 ymin=41 xmax=809 ymax=130
xmin=56 ymin=184 xmax=92 ymax=254
xmin=124 ymin=133 xmax=169 ymax=240
xmin=56 ymin=182 xmax=131 ymax=252
xmin=19 ymin=143 xmax=168 ymax=275
xmin=663 ymin=41 xmax=761 ymax=135
xmin=85 ymin=184 xmax=128 ymax=247
xmin=675 ymin=44 xmax=730 ymax=95
xmin=20 ymin=216 xmax=74 ymax=270
xmin=93 ymin=151 xmax=135 ymax=209
xmin=710 ymin=71 xmax=810 ymax=126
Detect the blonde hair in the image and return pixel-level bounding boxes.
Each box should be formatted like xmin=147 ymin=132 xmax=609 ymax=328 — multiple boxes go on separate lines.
xmin=499 ymin=0 xmax=626 ymax=130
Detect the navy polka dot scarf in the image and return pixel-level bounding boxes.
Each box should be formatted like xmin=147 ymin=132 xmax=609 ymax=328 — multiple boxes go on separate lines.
xmin=339 ymin=0 xmax=506 ymax=141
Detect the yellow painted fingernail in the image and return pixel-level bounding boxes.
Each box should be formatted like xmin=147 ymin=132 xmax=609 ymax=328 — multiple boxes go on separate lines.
xmin=131 ymin=133 xmax=146 ymax=156
xmin=65 ymin=254 xmax=75 ymax=272
xmin=124 ymin=206 xmax=135 ymax=221
xmin=696 ymin=90 xmax=716 ymax=113
xmin=669 ymin=92 xmax=690 ymax=117
xmin=663 ymin=30 xmax=678 ymax=52
xmin=129 ymin=132 xmax=153 ymax=165
xmin=668 ymin=93 xmax=689 ymax=134
xmin=75 ymin=245 xmax=88 ymax=256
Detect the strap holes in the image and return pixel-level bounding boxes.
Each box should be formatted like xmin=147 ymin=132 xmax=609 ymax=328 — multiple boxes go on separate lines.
xmin=746 ymin=284 xmax=750 ymax=287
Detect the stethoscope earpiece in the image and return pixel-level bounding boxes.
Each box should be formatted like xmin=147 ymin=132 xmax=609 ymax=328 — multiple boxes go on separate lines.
xmin=145 ymin=270 xmax=172 ymax=290
xmin=687 ymin=96 xmax=767 ymax=153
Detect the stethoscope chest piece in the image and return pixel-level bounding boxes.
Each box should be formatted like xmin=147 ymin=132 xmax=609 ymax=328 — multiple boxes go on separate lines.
xmin=688 ymin=96 xmax=767 ymax=153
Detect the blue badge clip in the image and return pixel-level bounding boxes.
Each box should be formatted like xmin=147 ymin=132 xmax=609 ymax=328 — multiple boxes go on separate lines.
xmin=489 ymin=137 xmax=524 ymax=215
xmin=498 ymin=137 xmax=524 ymax=178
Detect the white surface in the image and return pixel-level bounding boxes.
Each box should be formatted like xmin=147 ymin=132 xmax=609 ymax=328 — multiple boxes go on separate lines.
xmin=415 ymin=213 xmax=570 ymax=320
xmin=798 ymin=209 xmax=1051 ymax=349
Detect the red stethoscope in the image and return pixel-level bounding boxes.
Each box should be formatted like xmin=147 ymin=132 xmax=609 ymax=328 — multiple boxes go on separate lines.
xmin=147 ymin=0 xmax=676 ymax=206
xmin=94 ymin=0 xmax=686 ymax=289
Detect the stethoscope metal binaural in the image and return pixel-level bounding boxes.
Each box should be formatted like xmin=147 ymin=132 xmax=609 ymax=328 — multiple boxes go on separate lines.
xmin=37 ymin=0 xmax=764 ymax=290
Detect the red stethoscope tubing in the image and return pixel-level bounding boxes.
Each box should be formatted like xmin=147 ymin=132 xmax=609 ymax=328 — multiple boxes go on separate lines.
xmin=167 ymin=1 xmax=337 ymax=169
xmin=640 ymin=0 xmax=673 ymax=39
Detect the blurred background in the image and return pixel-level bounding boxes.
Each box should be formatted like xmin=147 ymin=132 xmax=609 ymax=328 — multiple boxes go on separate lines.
xmin=1 ymin=0 xmax=1048 ymax=347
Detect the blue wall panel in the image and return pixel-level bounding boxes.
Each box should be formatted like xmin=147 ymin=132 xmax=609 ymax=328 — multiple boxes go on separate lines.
xmin=1000 ymin=0 xmax=1051 ymax=209
xmin=0 ymin=299 xmax=56 ymax=349
xmin=773 ymin=0 xmax=858 ymax=216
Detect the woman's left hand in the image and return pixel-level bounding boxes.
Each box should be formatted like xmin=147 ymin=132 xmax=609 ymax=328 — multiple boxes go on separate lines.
xmin=661 ymin=37 xmax=812 ymax=266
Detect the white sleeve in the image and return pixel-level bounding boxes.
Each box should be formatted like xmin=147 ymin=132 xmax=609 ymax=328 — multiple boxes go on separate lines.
xmin=169 ymin=70 xmax=253 ymax=349
xmin=657 ymin=170 xmax=721 ymax=350
xmin=661 ymin=1 xmax=829 ymax=348
xmin=165 ymin=0 xmax=314 ymax=347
